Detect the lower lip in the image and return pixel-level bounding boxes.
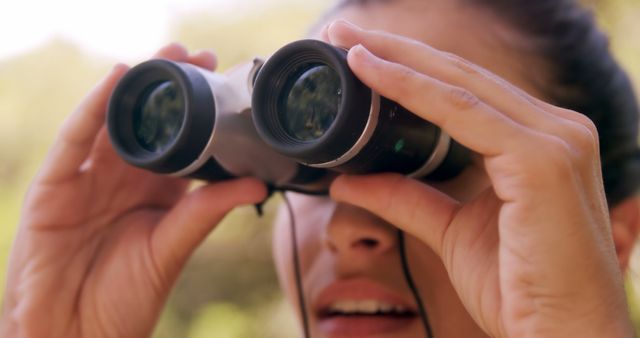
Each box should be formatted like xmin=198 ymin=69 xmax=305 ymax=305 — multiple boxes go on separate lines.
xmin=318 ymin=315 xmax=418 ymax=337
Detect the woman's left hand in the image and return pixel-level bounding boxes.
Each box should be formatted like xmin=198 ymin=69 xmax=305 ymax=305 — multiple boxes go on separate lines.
xmin=325 ymin=20 xmax=633 ymax=338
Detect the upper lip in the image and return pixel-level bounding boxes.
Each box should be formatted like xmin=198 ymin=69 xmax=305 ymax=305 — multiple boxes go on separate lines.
xmin=313 ymin=277 xmax=419 ymax=318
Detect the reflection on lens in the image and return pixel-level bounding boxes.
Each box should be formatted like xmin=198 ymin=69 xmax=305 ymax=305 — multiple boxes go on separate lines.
xmin=133 ymin=81 xmax=185 ymax=153
xmin=281 ymin=65 xmax=341 ymax=141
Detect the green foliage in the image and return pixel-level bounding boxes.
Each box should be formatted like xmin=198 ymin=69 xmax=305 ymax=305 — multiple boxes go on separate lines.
xmin=627 ymin=278 xmax=640 ymax=333
xmin=169 ymin=1 xmax=327 ymax=70
xmin=188 ymin=303 xmax=253 ymax=338
xmin=595 ymin=0 xmax=640 ymax=84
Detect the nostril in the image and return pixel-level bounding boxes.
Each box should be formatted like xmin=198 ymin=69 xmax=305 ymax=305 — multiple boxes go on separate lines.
xmin=356 ymin=238 xmax=379 ymax=249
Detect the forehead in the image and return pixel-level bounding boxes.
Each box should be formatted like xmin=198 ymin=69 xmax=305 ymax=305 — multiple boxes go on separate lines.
xmin=315 ymin=0 xmax=546 ymax=98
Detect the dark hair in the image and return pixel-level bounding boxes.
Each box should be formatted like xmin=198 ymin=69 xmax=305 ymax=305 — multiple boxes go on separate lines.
xmin=335 ymin=0 xmax=640 ymax=207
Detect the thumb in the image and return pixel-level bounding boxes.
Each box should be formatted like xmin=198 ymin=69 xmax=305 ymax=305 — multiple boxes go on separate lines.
xmin=151 ymin=177 xmax=268 ymax=278
xmin=330 ymin=173 xmax=459 ymax=257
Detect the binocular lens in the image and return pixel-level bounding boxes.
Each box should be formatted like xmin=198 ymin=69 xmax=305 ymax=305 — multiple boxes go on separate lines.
xmin=133 ymin=80 xmax=185 ymax=153
xmin=107 ymin=40 xmax=470 ymax=193
xmin=253 ymin=39 xmax=470 ymax=180
xmin=281 ymin=65 xmax=341 ymax=141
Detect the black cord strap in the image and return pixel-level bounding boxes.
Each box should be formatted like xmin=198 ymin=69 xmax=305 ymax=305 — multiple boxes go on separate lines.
xmin=398 ymin=230 xmax=434 ymax=338
xmin=280 ymin=190 xmax=432 ymax=338
xmin=283 ymin=193 xmax=311 ymax=338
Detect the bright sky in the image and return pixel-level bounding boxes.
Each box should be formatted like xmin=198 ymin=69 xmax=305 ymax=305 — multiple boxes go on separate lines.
xmin=0 ymin=0 xmax=273 ymax=62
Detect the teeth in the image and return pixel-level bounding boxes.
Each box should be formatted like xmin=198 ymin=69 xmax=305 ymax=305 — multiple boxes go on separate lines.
xmin=379 ymin=303 xmax=393 ymax=313
xmin=359 ymin=300 xmax=378 ymax=314
xmin=327 ymin=300 xmax=409 ymax=315
xmin=336 ymin=300 xmax=358 ymax=312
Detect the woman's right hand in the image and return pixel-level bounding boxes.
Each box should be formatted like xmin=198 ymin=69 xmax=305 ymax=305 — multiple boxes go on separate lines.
xmin=326 ymin=21 xmax=633 ymax=338
xmin=0 ymin=44 xmax=267 ymax=338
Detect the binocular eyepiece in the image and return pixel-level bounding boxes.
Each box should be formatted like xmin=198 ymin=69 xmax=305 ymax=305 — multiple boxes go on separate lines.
xmin=107 ymin=40 xmax=470 ymax=194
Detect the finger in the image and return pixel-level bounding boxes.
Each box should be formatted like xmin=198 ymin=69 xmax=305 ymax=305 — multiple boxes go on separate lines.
xmin=347 ymin=44 xmax=531 ymax=156
xmin=187 ymin=50 xmax=218 ymax=71
xmin=154 ymin=43 xmax=218 ymax=71
xmin=78 ymin=126 xmax=120 ymax=172
xmin=327 ymin=20 xmax=567 ymax=134
xmin=85 ymin=126 xmax=136 ymax=174
xmin=330 ymin=173 xmax=459 ymax=257
xmin=38 ymin=64 xmax=129 ymax=184
xmin=319 ymin=22 xmax=331 ymax=43
xmin=332 ymin=21 xmax=602 ymax=183
xmin=91 ymin=125 xmax=119 ymax=160
xmin=152 ymin=42 xmax=189 ymax=61
xmin=151 ymin=178 xmax=268 ymax=278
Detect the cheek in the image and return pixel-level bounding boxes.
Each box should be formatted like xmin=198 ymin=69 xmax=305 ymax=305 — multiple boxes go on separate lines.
xmin=272 ymin=201 xmax=333 ymax=300
xmin=404 ymin=235 xmax=452 ymax=306
xmin=405 ymin=235 xmax=485 ymax=335
xmin=273 ymin=211 xmax=292 ymax=294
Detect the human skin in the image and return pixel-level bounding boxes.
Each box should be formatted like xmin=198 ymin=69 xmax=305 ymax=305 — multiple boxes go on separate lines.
xmin=0 ymin=45 xmax=267 ymax=338
xmin=272 ymin=1 xmax=638 ymax=338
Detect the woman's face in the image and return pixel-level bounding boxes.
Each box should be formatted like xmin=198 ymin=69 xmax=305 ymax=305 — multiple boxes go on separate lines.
xmin=273 ymin=1 xmax=547 ymax=337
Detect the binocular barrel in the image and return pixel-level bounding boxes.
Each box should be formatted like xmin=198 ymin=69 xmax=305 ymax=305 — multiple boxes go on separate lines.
xmin=107 ymin=40 xmax=469 ymax=194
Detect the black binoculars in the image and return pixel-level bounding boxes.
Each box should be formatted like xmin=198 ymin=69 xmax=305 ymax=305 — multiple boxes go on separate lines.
xmin=107 ymin=39 xmax=470 ymax=194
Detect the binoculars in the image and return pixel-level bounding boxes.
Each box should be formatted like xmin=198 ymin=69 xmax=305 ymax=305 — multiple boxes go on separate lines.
xmin=107 ymin=40 xmax=470 ymax=194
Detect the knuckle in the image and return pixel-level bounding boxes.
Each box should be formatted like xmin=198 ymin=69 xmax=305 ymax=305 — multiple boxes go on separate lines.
xmin=544 ymin=107 xmax=601 ymax=164
xmin=555 ymin=108 xmax=599 ymax=138
xmin=557 ymin=114 xmax=600 ymax=161
xmin=580 ymin=118 xmax=600 ymax=150
xmin=511 ymin=136 xmax=573 ymax=178
xmin=493 ymin=135 xmax=585 ymax=193
xmin=570 ymin=110 xmax=598 ymax=137
xmin=568 ymin=123 xmax=599 ymax=157
xmin=444 ymin=52 xmax=480 ymax=75
xmin=386 ymin=64 xmax=422 ymax=101
xmin=444 ymin=86 xmax=481 ymax=111
xmin=576 ymin=114 xmax=598 ymax=137
xmin=535 ymin=137 xmax=575 ymax=175
xmin=393 ymin=64 xmax=420 ymax=85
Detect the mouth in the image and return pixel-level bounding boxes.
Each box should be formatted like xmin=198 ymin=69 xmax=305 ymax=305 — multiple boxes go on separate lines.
xmin=313 ymin=278 xmax=419 ymax=337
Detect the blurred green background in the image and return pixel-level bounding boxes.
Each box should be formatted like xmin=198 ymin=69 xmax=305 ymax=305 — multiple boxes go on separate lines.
xmin=1 ymin=0 xmax=640 ymax=337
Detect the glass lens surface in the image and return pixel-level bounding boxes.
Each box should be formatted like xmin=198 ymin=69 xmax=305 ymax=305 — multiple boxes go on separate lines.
xmin=133 ymin=81 xmax=185 ymax=153
xmin=281 ymin=65 xmax=341 ymax=141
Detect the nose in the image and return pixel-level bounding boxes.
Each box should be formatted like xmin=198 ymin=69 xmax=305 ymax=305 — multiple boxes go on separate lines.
xmin=325 ymin=203 xmax=397 ymax=256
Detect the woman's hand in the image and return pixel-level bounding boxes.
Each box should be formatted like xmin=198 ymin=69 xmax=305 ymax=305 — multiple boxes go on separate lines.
xmin=0 ymin=44 xmax=267 ymax=338
xmin=326 ymin=21 xmax=633 ymax=338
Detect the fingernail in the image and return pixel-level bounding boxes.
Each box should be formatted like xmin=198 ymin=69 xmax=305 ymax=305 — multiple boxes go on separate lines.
xmin=349 ymin=44 xmax=375 ymax=64
xmin=326 ymin=19 xmax=360 ymax=39
xmin=195 ymin=48 xmax=216 ymax=55
xmin=167 ymin=42 xmax=186 ymax=50
xmin=321 ymin=22 xmax=331 ymax=33
xmin=114 ymin=62 xmax=128 ymax=70
xmin=333 ymin=19 xmax=360 ymax=31
xmin=107 ymin=63 xmax=129 ymax=79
